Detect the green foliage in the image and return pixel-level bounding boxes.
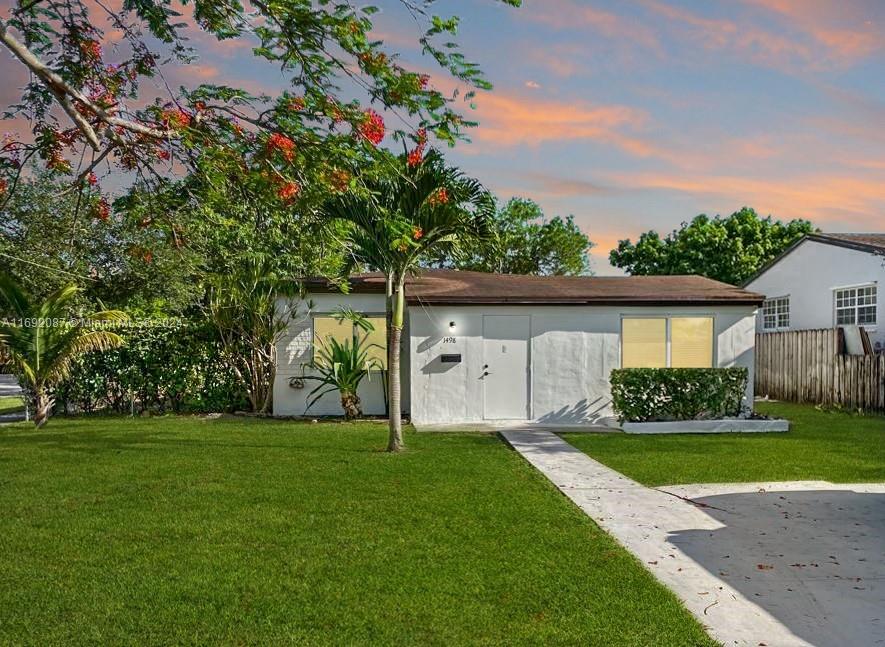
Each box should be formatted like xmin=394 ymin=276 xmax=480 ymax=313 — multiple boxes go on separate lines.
xmin=610 ymin=368 xmax=749 ymax=423
xmin=322 ymin=149 xmax=495 ymax=449
xmin=326 ymin=149 xmax=496 ymax=283
xmin=0 ymin=272 xmax=126 ymax=426
xmin=206 ymin=261 xmax=302 ymax=413
xmin=0 ymin=172 xmax=199 ymax=313
xmin=431 ymin=198 xmax=594 ymax=275
xmin=609 ymin=208 xmax=815 ymax=285
xmin=304 ymin=329 xmax=383 ymax=420
xmin=56 ymin=320 xmax=246 ymax=415
xmin=2 ymin=0 xmax=520 ymax=201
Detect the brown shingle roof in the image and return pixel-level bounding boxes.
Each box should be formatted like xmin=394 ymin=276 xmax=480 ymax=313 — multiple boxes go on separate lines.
xmin=306 ymin=270 xmax=764 ymax=306
xmin=811 ymin=233 xmax=885 ymax=254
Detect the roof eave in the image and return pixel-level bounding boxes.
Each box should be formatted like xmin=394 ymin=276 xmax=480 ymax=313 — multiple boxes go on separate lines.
xmin=408 ymin=297 xmax=763 ymax=307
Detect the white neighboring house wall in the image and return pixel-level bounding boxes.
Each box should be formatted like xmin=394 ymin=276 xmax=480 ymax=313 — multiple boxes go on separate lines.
xmin=273 ymin=292 xmax=397 ymax=417
xmin=407 ymin=304 xmax=756 ymax=426
xmin=745 ymin=238 xmax=884 ymax=350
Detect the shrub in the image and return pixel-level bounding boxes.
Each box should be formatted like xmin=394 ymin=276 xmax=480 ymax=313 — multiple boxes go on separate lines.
xmin=56 ymin=320 xmax=247 ymax=415
xmin=610 ymin=367 xmax=749 ymax=423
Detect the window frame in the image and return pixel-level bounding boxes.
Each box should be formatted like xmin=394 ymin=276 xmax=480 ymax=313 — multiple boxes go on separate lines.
xmin=620 ymin=314 xmax=717 ymax=369
xmin=761 ymin=295 xmax=791 ymax=332
xmin=311 ymin=312 xmax=388 ymax=369
xmin=832 ymin=283 xmax=877 ymax=329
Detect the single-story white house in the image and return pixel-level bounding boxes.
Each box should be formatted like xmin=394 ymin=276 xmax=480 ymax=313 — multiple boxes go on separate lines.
xmin=745 ymin=233 xmax=884 ymax=351
xmin=274 ymin=270 xmax=763 ymax=426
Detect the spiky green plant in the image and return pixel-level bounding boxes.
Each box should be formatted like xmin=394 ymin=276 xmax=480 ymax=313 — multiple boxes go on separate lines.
xmin=0 ymin=273 xmax=126 ymax=427
xmin=304 ymin=332 xmax=382 ymax=420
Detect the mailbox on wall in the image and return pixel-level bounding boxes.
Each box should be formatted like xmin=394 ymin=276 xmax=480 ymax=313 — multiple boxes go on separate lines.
xmin=440 ymin=354 xmax=462 ymax=363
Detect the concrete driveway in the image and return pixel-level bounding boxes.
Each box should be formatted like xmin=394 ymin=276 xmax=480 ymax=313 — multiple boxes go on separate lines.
xmin=0 ymin=374 xmax=22 ymax=396
xmin=503 ymin=430 xmax=885 ymax=647
xmin=660 ymin=482 xmax=885 ymax=647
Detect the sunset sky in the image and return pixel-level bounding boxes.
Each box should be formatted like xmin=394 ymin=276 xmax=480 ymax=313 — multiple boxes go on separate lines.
xmin=2 ymin=0 xmax=884 ymax=274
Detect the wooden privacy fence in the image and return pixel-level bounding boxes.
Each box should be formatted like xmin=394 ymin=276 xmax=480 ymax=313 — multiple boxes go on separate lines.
xmin=755 ymin=328 xmax=885 ymax=412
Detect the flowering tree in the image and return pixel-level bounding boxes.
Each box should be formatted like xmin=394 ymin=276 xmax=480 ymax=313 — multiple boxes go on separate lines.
xmin=323 ymin=149 xmax=494 ymax=451
xmin=0 ymin=0 xmax=520 ymax=212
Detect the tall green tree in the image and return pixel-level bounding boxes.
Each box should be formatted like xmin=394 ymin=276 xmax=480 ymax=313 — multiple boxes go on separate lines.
xmin=0 ymin=171 xmax=199 ymax=313
xmin=431 ymin=198 xmax=594 ymax=275
xmin=610 ymin=208 xmax=815 ymax=285
xmin=0 ymin=273 xmax=126 ymax=427
xmin=323 ymin=150 xmax=494 ymax=451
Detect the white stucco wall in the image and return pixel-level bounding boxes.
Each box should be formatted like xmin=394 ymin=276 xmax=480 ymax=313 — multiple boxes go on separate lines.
xmin=408 ymin=304 xmax=757 ymax=425
xmin=273 ymin=293 xmax=394 ymax=417
xmin=746 ymin=239 xmax=884 ymax=349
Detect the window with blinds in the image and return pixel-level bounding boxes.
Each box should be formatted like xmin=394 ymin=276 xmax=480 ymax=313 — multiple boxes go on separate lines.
xmin=621 ymin=318 xmax=667 ymax=368
xmin=670 ymin=317 xmax=714 ymax=368
xmin=313 ymin=316 xmax=387 ymax=369
xmin=621 ymin=316 xmax=714 ymax=369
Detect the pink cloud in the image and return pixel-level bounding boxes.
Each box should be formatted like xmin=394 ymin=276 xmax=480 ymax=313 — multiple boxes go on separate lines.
xmin=527 ymin=0 xmax=662 ymax=52
xmin=606 ymin=171 xmax=885 ymax=228
xmin=742 ymin=0 xmax=883 ymax=63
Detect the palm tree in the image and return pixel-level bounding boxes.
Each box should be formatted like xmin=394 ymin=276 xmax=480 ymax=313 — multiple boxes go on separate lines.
xmin=0 ymin=273 xmax=126 ymax=427
xmin=322 ymin=150 xmax=494 ymax=451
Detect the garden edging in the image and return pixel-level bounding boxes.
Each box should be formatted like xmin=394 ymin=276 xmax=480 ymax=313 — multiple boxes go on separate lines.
xmin=621 ymin=418 xmax=790 ymax=434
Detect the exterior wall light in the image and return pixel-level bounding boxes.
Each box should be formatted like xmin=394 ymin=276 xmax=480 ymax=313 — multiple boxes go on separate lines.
xmin=449 ymin=321 xmax=457 ymax=333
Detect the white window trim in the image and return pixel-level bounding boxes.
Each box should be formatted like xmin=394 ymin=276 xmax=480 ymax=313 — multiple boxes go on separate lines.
xmin=761 ymin=295 xmax=791 ymax=332
xmin=832 ymin=283 xmax=877 ymax=330
xmin=619 ymin=313 xmax=717 ymax=369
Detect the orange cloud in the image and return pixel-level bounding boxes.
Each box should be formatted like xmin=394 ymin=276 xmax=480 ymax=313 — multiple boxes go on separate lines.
xmin=527 ymin=0 xmax=662 ymax=52
xmin=465 ymin=88 xmax=671 ymax=160
xmin=606 ymin=171 xmax=885 ymax=228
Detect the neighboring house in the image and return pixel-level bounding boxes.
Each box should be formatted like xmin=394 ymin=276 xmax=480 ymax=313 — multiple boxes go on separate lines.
xmin=274 ymin=270 xmax=762 ymax=426
xmin=745 ymin=233 xmax=885 ymax=351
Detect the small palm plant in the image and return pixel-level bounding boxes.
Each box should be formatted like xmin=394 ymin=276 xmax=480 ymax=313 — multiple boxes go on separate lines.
xmin=303 ymin=309 xmax=382 ymax=420
xmin=0 ymin=273 xmax=127 ymax=427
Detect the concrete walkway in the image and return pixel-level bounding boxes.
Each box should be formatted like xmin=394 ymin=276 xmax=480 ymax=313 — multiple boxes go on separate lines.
xmin=501 ymin=430 xmax=885 ymax=647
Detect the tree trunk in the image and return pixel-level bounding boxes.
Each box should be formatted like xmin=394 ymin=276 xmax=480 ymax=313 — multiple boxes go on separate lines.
xmin=33 ymin=386 xmax=53 ymax=429
xmin=340 ymin=391 xmax=362 ymax=420
xmin=386 ymin=279 xmax=405 ymax=452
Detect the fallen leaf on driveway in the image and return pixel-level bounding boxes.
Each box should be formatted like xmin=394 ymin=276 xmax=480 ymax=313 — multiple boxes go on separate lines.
xmin=757 ymin=564 xmax=774 ymax=570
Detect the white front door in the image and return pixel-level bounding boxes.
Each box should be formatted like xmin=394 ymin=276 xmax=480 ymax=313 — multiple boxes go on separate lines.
xmin=482 ymin=315 xmax=530 ymax=420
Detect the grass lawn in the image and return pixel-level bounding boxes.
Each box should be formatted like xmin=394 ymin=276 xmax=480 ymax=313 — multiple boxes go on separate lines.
xmin=563 ymin=402 xmax=885 ymax=487
xmin=0 ymin=395 xmax=24 ymax=415
xmin=0 ymin=416 xmax=713 ymax=646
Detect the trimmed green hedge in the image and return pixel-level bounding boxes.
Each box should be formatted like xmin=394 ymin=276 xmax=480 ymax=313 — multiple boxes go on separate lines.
xmin=610 ymin=367 xmax=749 ymax=423
xmin=56 ymin=321 xmax=246 ymax=415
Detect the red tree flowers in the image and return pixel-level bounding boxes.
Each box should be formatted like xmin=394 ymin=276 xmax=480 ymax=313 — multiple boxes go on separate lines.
xmin=427 ymin=187 xmax=449 ymax=207
xmin=267 ymin=132 xmax=296 ymax=162
xmin=407 ymin=128 xmax=428 ymax=167
xmin=94 ymin=197 xmax=110 ymax=221
xmin=278 ymin=181 xmax=301 ymax=203
xmin=359 ymin=110 xmax=385 ymax=145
